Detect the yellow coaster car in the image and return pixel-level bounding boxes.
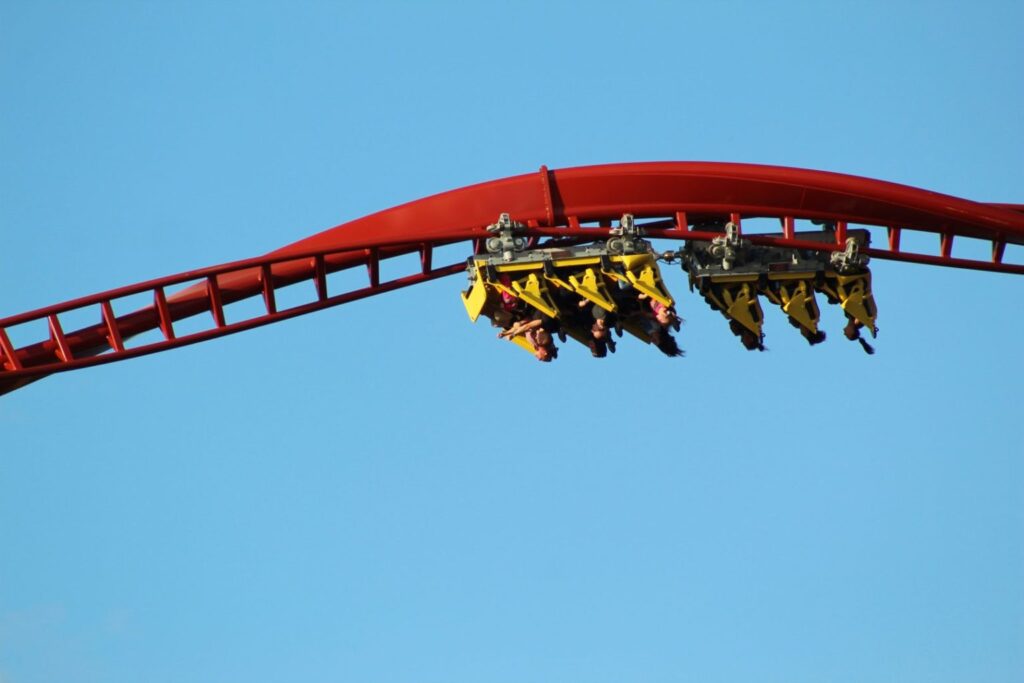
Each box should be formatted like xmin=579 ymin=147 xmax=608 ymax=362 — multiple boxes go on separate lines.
xmin=461 ymin=244 xmax=677 ymax=356
xmin=816 ymin=270 xmax=878 ymax=337
xmin=683 ymin=225 xmax=877 ymax=352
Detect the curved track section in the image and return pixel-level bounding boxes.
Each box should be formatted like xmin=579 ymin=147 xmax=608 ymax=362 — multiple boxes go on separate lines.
xmin=3 ymin=162 xmax=1023 ymax=395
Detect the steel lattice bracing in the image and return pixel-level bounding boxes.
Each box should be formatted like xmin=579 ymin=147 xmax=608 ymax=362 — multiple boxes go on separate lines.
xmin=2 ymin=162 xmax=1023 ymax=395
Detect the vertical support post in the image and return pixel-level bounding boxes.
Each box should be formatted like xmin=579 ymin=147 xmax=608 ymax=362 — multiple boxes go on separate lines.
xmin=366 ymin=248 xmax=380 ymax=287
xmin=154 ymin=287 xmax=176 ymax=340
xmin=888 ymin=227 xmax=901 ymax=252
xmin=101 ymin=300 xmax=125 ymax=352
xmin=538 ymin=165 xmax=555 ymax=227
xmin=313 ymin=254 xmax=328 ymax=301
xmin=835 ymin=220 xmax=848 ymax=246
xmin=419 ymin=243 xmax=433 ymax=274
xmin=940 ymin=232 xmax=953 ymax=259
xmin=207 ymin=276 xmax=226 ymax=328
xmin=48 ymin=314 xmax=73 ymax=362
xmin=260 ymin=263 xmax=277 ymax=314
xmin=0 ymin=327 xmax=22 ymax=370
xmin=782 ymin=216 xmax=795 ymax=240
xmin=675 ymin=211 xmax=689 ymax=232
xmin=730 ymin=212 xmax=742 ymax=234
xmin=992 ymin=240 xmax=1006 ymax=264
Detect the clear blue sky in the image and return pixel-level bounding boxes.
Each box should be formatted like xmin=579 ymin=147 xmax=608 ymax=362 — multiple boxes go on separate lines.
xmin=2 ymin=2 xmax=1023 ymax=682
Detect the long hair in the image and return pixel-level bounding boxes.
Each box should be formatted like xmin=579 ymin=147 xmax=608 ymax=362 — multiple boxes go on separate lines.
xmin=655 ymin=332 xmax=685 ymax=358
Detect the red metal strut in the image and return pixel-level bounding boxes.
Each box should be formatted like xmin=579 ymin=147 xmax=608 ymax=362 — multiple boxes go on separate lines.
xmin=2 ymin=161 xmax=1022 ymax=395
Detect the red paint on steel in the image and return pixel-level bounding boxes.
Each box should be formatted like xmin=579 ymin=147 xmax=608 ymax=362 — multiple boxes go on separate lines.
xmin=154 ymin=287 xmax=175 ymax=340
xmin=835 ymin=221 xmax=848 ymax=246
xmin=101 ymin=300 xmax=125 ymax=351
xmin=419 ymin=244 xmax=432 ymax=274
xmin=730 ymin=213 xmax=742 ymax=233
xmin=783 ymin=216 xmax=795 ymax=240
xmin=48 ymin=315 xmax=72 ymax=363
xmin=888 ymin=227 xmax=901 ymax=252
xmin=258 ymin=162 xmax=1024 ymax=259
xmin=207 ymin=276 xmax=226 ymax=328
xmin=862 ymin=247 xmax=1024 ymax=275
xmin=675 ymin=211 xmax=689 ymax=232
xmin=940 ymin=233 xmax=954 ymax=259
xmin=260 ymin=264 xmax=277 ymax=314
xmin=0 ymin=328 xmax=22 ymax=370
xmin=539 ymin=165 xmax=555 ymax=227
xmin=1 ymin=256 xmax=465 ymax=392
xmin=1 ymin=161 xmax=1022 ymax=395
xmin=366 ymin=249 xmax=380 ymax=288
xmin=313 ymin=255 xmax=328 ymax=302
xmin=993 ymin=241 xmax=1006 ymax=264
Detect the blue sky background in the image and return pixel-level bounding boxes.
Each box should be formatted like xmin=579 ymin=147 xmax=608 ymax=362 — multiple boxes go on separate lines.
xmin=2 ymin=2 xmax=1023 ymax=681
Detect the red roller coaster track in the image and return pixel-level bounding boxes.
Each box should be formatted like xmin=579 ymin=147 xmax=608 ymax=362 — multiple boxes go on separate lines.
xmin=2 ymin=161 xmax=1022 ymax=396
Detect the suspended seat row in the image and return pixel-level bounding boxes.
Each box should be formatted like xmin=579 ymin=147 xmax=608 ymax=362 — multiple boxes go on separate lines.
xmin=461 ymin=215 xmax=678 ymax=358
xmin=680 ymin=221 xmax=878 ymax=352
xmin=459 ymin=214 xmax=879 ymax=358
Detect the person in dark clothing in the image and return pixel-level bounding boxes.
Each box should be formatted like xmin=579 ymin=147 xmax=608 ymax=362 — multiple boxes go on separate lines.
xmin=843 ymin=315 xmax=875 ymax=354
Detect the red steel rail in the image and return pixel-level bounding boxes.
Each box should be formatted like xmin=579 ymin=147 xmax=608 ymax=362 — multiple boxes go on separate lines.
xmin=2 ymin=161 xmax=1022 ymax=395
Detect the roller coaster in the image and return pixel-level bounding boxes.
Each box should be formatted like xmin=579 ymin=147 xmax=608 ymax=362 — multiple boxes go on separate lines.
xmin=2 ymin=162 xmax=1022 ymax=395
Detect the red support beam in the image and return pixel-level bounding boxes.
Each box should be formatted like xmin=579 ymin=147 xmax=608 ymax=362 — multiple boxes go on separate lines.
xmin=0 ymin=328 xmax=22 ymax=370
xmin=992 ymin=240 xmax=1006 ymax=264
xmin=367 ymin=248 xmax=380 ymax=287
xmin=154 ymin=287 xmax=175 ymax=340
xmin=260 ymin=263 xmax=277 ymax=314
xmin=675 ymin=211 xmax=689 ymax=232
xmin=101 ymin=300 xmax=125 ymax=352
xmin=48 ymin=314 xmax=73 ymax=363
xmin=940 ymin=232 xmax=954 ymax=259
xmin=207 ymin=276 xmax=226 ymax=328
xmin=835 ymin=220 xmax=848 ymax=246
xmin=313 ymin=254 xmax=328 ymax=302
xmin=730 ymin=212 xmax=742 ymax=234
xmin=420 ymin=244 xmax=432 ymax=273
xmin=888 ymin=226 xmax=902 ymax=252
